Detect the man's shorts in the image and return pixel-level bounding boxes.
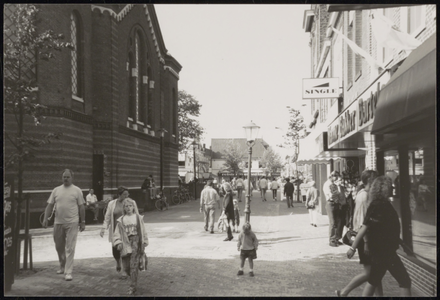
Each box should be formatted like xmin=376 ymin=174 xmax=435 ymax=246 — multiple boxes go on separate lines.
xmin=368 ymin=252 xmax=411 ymax=288
xmin=240 ymin=249 xmax=257 ymax=260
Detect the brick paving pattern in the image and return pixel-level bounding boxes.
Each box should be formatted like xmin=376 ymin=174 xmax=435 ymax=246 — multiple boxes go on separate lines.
xmin=6 ymin=191 xmax=426 ymax=297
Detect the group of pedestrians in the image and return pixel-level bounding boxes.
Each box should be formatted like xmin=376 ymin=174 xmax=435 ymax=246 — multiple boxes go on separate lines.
xmin=42 ymin=169 xmax=149 ymax=295
xmin=199 ymin=178 xmax=259 ymax=277
xmin=324 ymin=170 xmax=413 ymax=297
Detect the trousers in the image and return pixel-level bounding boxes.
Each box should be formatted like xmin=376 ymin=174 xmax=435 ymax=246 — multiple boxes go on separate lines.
xmin=326 ymin=202 xmax=340 ymax=243
xmin=203 ymin=206 xmax=216 ymax=231
xmin=121 ymin=235 xmax=141 ymax=290
xmin=53 ymin=223 xmax=79 ymax=274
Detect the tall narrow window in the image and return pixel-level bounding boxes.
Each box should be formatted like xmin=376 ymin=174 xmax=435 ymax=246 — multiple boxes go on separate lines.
xmin=71 ymin=12 xmax=83 ymax=101
xmin=172 ymin=89 xmax=177 ymax=136
xmin=134 ymin=32 xmax=140 ymax=122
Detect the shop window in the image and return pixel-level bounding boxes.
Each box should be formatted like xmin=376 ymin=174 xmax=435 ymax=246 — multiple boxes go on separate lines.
xmin=408 ymin=147 xmax=435 ymax=268
xmin=385 ymin=147 xmax=436 ymax=269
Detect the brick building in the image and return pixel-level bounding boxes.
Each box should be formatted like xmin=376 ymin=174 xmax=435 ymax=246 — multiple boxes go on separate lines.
xmin=300 ymin=4 xmax=436 ymax=296
xmin=4 ymin=4 xmax=182 ymax=215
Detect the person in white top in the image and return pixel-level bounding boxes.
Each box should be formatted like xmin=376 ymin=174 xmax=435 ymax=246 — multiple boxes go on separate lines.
xmin=259 ymin=176 xmax=268 ymax=201
xmin=200 ymin=180 xmax=220 ymax=233
xmin=42 ymin=169 xmax=85 ymax=281
xmin=235 ymin=175 xmax=245 ymax=202
xmin=86 ymin=188 xmax=99 ymax=221
xmin=270 ymin=178 xmax=279 ymax=201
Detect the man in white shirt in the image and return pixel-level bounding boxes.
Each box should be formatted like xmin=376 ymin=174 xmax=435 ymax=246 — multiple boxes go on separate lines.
xmin=200 ymin=180 xmax=220 ymax=234
xmin=259 ymin=176 xmax=268 ymax=201
xmin=42 ymin=169 xmax=85 ymax=281
xmin=86 ymin=189 xmax=99 ymax=221
xmin=235 ymin=175 xmax=244 ymax=202
xmin=323 ymin=171 xmax=341 ymax=247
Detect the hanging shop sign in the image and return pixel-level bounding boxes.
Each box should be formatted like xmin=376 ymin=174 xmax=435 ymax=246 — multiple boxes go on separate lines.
xmin=302 ymin=78 xmax=340 ymax=99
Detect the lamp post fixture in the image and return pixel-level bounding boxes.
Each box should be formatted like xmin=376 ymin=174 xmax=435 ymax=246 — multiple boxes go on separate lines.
xmin=191 ymin=139 xmax=198 ymax=200
xmin=243 ymin=120 xmax=260 ymax=223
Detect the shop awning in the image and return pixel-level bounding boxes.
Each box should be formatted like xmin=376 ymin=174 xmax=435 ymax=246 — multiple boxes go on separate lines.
xmin=327 ymin=4 xmax=417 ymax=12
xmin=296 ymin=157 xmax=340 ymax=165
xmin=372 ymin=35 xmax=436 ymax=135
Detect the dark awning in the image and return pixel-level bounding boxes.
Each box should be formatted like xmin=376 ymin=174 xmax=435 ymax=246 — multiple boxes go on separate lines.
xmin=371 ymin=35 xmax=436 ymax=135
xmin=327 ymin=4 xmax=417 ymax=12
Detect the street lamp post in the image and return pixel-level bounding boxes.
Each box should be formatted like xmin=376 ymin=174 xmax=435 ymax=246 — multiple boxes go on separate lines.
xmin=243 ymin=121 xmax=260 ymax=223
xmin=191 ymin=140 xmax=198 ymax=200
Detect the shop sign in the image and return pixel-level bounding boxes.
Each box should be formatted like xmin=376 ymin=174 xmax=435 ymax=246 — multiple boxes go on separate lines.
xmin=328 ymin=107 xmax=357 ymax=146
xmin=303 ymin=78 xmax=339 ymax=99
xmin=358 ymin=82 xmax=380 ymax=128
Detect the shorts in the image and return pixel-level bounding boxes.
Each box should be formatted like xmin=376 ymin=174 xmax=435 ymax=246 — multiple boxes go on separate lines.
xmin=357 ymin=240 xmax=372 ymax=265
xmin=368 ymin=252 xmax=411 ymax=288
xmin=240 ymin=249 xmax=257 ymax=260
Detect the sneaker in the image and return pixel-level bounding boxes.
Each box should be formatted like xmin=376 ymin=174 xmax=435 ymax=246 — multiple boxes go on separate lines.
xmin=249 ymin=271 xmax=254 ymax=277
xmin=237 ymin=270 xmax=244 ymax=276
xmin=65 ymin=274 xmax=73 ymax=281
xmin=56 ymin=268 xmax=65 ymax=274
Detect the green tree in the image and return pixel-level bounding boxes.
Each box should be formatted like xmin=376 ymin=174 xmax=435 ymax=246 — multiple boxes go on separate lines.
xmin=260 ymin=147 xmax=284 ymax=175
xmin=221 ymin=140 xmax=247 ymax=176
xmin=281 ymin=108 xmax=307 ymax=162
xmin=4 ymin=4 xmax=71 ymax=265
xmin=178 ymin=90 xmax=204 ymax=152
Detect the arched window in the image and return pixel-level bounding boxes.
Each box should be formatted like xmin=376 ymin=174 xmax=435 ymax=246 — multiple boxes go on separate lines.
xmin=128 ymin=28 xmax=149 ymax=126
xmin=70 ymin=12 xmax=83 ymax=103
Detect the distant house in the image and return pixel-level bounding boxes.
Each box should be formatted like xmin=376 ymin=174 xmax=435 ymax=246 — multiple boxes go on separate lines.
xmin=211 ymin=138 xmax=271 ymax=179
xmin=178 ymin=143 xmax=212 ymax=183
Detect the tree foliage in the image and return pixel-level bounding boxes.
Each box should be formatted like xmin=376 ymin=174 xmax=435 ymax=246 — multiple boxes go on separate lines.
xmin=260 ymin=147 xmax=284 ymax=174
xmin=178 ymin=90 xmax=204 ymax=152
xmin=281 ymin=108 xmax=307 ymax=162
xmin=4 ymin=4 xmax=71 ymax=169
xmin=221 ymin=140 xmax=247 ymax=176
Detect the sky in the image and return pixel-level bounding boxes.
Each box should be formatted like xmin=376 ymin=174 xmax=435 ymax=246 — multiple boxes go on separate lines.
xmin=155 ymin=5 xmax=311 ymax=156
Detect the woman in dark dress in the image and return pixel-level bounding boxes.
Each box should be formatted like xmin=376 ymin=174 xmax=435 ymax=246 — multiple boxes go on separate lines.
xmin=222 ymin=181 xmax=235 ymax=241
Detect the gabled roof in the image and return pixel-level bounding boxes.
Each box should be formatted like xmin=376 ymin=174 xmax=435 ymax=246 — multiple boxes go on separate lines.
xmin=91 ymin=4 xmax=182 ymax=75
xmin=211 ymin=138 xmax=270 ymax=160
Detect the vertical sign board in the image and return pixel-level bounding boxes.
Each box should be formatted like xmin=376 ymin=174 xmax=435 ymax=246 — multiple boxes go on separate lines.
xmin=4 ymin=175 xmax=15 ymax=291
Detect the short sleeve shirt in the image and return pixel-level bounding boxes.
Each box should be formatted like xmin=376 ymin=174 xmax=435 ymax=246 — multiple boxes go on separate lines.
xmin=363 ymin=200 xmax=400 ymax=260
xmin=259 ymin=179 xmax=268 ymax=189
xmin=47 ymin=184 xmax=85 ymax=224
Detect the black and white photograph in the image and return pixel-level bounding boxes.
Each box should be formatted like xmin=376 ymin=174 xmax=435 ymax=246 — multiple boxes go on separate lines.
xmin=4 ymin=3 xmax=436 ymax=297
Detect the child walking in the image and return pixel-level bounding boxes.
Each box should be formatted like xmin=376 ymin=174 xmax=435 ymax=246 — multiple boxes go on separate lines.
xmin=113 ymin=198 xmax=149 ymax=295
xmin=237 ymin=223 xmax=259 ymax=277
xmin=233 ymin=199 xmax=241 ymax=233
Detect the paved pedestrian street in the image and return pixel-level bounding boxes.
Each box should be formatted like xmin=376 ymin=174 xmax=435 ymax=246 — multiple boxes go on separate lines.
xmin=7 ymin=191 xmax=424 ymax=297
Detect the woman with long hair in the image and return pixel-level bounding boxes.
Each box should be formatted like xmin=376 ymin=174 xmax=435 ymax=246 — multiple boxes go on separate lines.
xmin=100 ymin=186 xmax=129 ymax=278
xmin=346 ymin=176 xmax=411 ymax=297
xmin=336 ymin=170 xmax=383 ymax=297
